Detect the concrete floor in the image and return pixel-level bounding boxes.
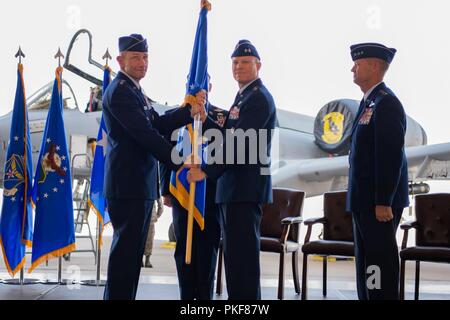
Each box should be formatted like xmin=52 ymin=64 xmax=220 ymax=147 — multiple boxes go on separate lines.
xmin=1 ymin=238 xmax=449 ymax=300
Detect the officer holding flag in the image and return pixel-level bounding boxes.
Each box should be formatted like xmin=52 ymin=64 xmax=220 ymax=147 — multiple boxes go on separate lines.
xmin=102 ymin=34 xmax=206 ymax=300
xmin=187 ymin=40 xmax=277 ymax=300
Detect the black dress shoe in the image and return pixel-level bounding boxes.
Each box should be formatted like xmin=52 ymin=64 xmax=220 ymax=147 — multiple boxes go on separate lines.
xmin=144 ymin=255 xmax=153 ymax=268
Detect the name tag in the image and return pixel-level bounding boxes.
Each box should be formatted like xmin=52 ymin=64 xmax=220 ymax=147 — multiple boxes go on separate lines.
xmin=358 ymin=107 xmax=373 ymax=125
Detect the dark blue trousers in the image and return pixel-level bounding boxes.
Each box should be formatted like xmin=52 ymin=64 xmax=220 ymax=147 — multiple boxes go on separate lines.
xmin=104 ymin=199 xmax=154 ymax=300
xmin=172 ymin=196 xmax=221 ymax=300
xmin=352 ymin=207 xmax=403 ymax=300
xmin=220 ymin=202 xmax=262 ymax=300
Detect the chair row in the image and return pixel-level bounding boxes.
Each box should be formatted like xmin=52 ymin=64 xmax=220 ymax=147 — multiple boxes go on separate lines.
xmin=215 ymin=188 xmax=450 ymax=300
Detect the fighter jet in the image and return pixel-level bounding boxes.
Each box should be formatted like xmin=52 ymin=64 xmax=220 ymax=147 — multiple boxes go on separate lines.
xmin=1 ymin=29 xmax=449 ymax=197
xmin=272 ymin=101 xmax=450 ymax=197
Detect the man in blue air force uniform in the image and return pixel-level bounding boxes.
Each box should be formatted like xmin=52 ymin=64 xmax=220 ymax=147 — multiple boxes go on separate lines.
xmin=165 ymin=77 xmax=227 ymax=300
xmin=161 ymin=95 xmax=226 ymax=300
xmin=102 ymin=34 xmax=205 ymax=300
xmin=347 ymin=43 xmax=409 ymax=300
xmin=187 ymin=40 xmax=277 ymax=300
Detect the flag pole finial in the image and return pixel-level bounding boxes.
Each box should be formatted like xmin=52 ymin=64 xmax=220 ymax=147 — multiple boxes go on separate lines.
xmin=102 ymin=48 xmax=112 ymax=67
xmin=15 ymin=46 xmax=25 ymax=64
xmin=54 ymin=47 xmax=65 ymax=67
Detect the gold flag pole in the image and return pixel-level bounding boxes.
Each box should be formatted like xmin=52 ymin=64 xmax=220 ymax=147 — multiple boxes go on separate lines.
xmin=185 ymin=113 xmax=201 ymax=264
xmin=185 ymin=0 xmax=211 ymax=265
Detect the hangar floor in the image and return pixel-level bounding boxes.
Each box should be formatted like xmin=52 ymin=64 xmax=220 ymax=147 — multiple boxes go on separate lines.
xmin=0 ymin=238 xmax=449 ymax=300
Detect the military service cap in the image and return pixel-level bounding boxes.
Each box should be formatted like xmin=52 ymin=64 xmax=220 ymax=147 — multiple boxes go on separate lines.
xmin=119 ymin=34 xmax=148 ymax=53
xmin=231 ymin=40 xmax=260 ymax=60
xmin=350 ymin=42 xmax=396 ymax=63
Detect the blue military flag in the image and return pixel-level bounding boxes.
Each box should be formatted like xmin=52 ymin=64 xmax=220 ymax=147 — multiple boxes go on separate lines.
xmin=169 ymin=2 xmax=210 ymax=230
xmin=0 ymin=63 xmax=33 ymax=276
xmin=29 ymin=67 xmax=75 ymax=272
xmin=88 ymin=66 xmax=111 ymax=246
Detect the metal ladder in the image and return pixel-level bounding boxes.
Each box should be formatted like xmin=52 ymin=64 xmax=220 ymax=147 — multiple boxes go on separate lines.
xmin=64 ymin=153 xmax=97 ymax=263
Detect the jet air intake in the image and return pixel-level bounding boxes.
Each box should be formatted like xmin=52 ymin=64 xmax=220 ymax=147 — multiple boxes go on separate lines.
xmin=314 ymin=99 xmax=359 ymax=155
xmin=313 ymin=99 xmax=427 ymax=156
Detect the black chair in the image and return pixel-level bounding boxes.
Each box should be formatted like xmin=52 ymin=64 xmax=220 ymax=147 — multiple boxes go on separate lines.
xmin=301 ymin=191 xmax=354 ymax=300
xmin=216 ymin=188 xmax=305 ymax=300
xmin=399 ymin=193 xmax=450 ymax=300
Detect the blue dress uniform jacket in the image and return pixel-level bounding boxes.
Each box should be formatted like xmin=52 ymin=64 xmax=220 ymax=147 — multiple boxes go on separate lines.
xmin=346 ymin=82 xmax=409 ymax=300
xmin=102 ymin=71 xmax=193 ymax=300
xmin=347 ymin=82 xmax=409 ymax=213
xmin=203 ymin=78 xmax=277 ymax=204
xmin=202 ymin=78 xmax=277 ymax=300
xmin=103 ymin=71 xmax=192 ymax=201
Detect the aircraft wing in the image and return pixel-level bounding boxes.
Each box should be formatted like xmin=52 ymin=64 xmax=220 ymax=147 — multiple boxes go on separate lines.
xmin=405 ymin=142 xmax=450 ymax=180
xmin=272 ymin=142 xmax=450 ymax=197
xmin=273 ymin=157 xmax=348 ymax=183
xmin=272 ymin=157 xmax=350 ymax=197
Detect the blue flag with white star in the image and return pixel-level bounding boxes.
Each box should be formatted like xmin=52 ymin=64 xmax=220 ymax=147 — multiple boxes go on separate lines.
xmin=0 ymin=63 xmax=33 ymax=277
xmin=29 ymin=67 xmax=75 ymax=272
xmin=88 ymin=66 xmax=111 ymax=246
xmin=169 ymin=3 xmax=209 ymax=230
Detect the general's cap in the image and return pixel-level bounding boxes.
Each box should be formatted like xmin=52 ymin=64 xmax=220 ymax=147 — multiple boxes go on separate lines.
xmin=231 ymin=40 xmax=260 ymax=60
xmin=119 ymin=34 xmax=148 ymax=53
xmin=350 ymin=42 xmax=396 ymax=63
